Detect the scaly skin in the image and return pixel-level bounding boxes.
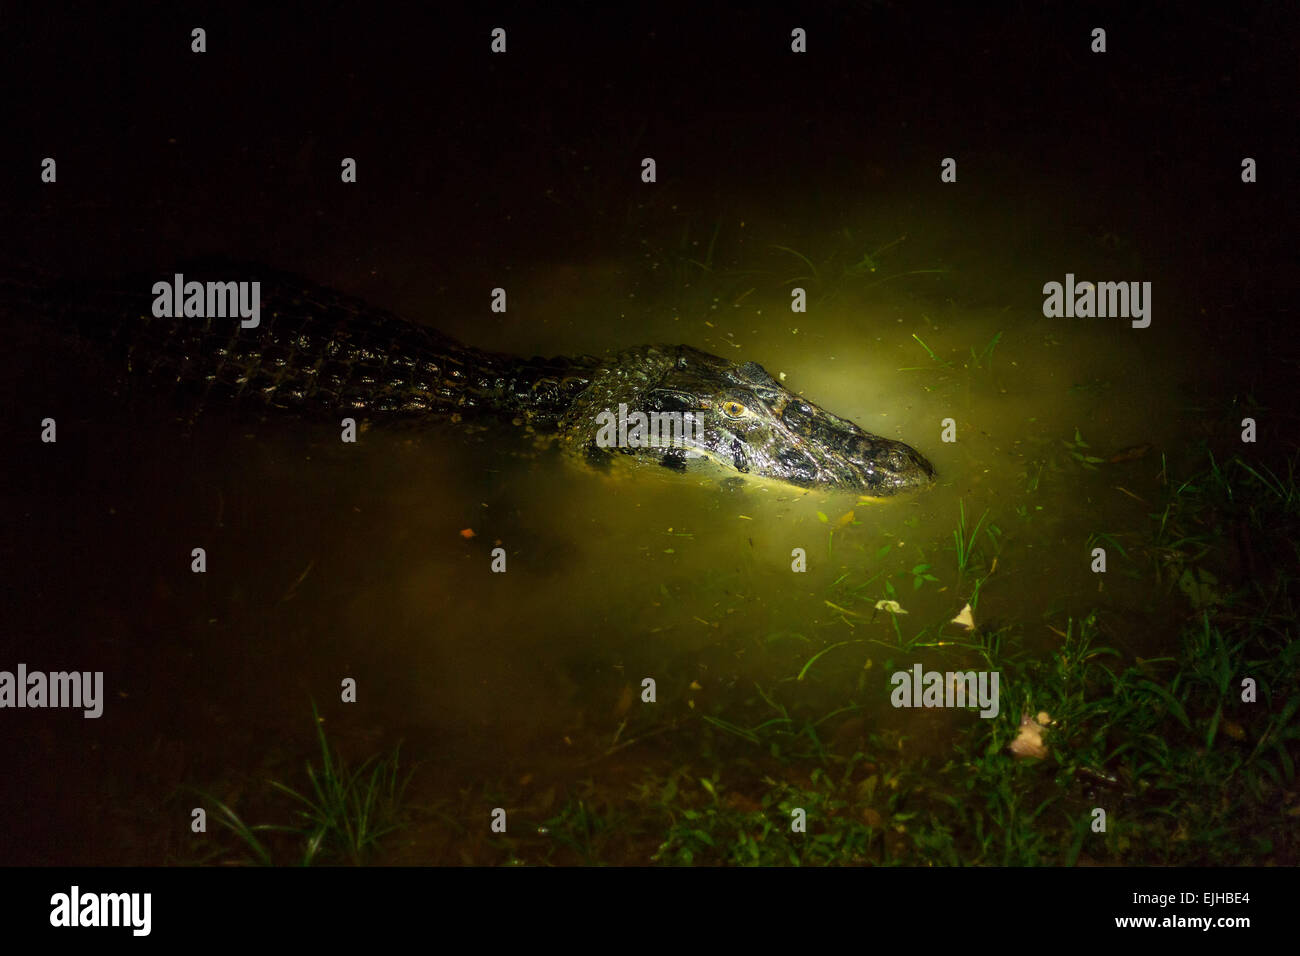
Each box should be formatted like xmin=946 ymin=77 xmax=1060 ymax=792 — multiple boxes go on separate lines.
xmin=1 ymin=264 xmax=935 ymax=495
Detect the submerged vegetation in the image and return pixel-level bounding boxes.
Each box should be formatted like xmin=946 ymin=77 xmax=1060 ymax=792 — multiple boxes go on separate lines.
xmin=181 ymin=210 xmax=1294 ymax=864
xmin=636 ymin=216 xmax=952 ymax=317
xmin=196 ymin=703 xmax=412 ymax=866
xmin=192 ymin=439 xmax=1298 ymax=866
xmin=522 ymin=444 xmax=1298 ymax=866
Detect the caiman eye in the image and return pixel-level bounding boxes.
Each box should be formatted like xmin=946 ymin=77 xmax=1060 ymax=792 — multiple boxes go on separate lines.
xmin=721 ymin=400 xmax=747 ymax=419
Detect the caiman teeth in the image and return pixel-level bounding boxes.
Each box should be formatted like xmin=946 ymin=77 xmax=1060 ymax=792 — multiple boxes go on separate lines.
xmin=731 ymin=443 xmax=748 ymax=473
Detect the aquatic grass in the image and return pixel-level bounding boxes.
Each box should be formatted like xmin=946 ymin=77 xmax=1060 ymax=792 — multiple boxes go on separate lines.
xmin=969 ymin=331 xmax=1003 ymax=370
xmin=966 ymin=558 xmax=996 ymax=610
xmin=269 ymin=716 xmax=412 ymax=866
xmin=1015 ymin=428 xmax=1115 ymax=499
xmin=952 ymin=499 xmax=992 ymax=581
xmin=203 ymin=795 xmax=278 ymax=866
xmin=937 ymin=621 xmax=1016 ymax=670
xmin=198 ymin=703 xmax=413 ymax=866
xmin=700 ymin=714 xmax=765 ymax=745
xmin=532 ymin=585 xmax=1295 ymax=865
xmin=533 ymin=442 xmax=1300 ymax=866
xmin=1024 ymin=459 xmax=1045 ymax=494
xmin=699 ymin=683 xmax=832 ymax=763
xmin=196 ymin=785 xmax=330 ymax=867
xmin=1143 ymin=446 xmax=1300 ymax=592
xmin=794 ymin=639 xmax=863 ymax=680
xmin=906 ymin=333 xmax=953 ymax=369
xmin=858 ymin=268 xmax=951 ymax=291
xmin=1086 ymin=531 xmax=1131 ymax=562
xmin=686 ymin=218 xmax=723 ymax=274
xmin=901 ymin=327 xmax=998 ymax=376
xmin=769 ymin=243 xmax=821 ymax=289
xmin=1234 ymin=458 xmax=1295 ymax=508
xmin=771 ymin=235 xmax=949 ymax=305
xmin=649 ymin=753 xmax=896 ymax=866
xmin=640 ymin=227 xmax=712 ymax=299
xmin=303 ymin=443 xmax=1300 ymax=867
xmin=639 ymin=218 xmax=765 ymax=307
xmin=539 ymin=798 xmax=623 ymax=866
xmin=841 ymin=235 xmax=903 ymax=276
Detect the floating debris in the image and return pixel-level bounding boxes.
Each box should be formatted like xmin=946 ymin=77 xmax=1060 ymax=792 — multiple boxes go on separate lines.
xmin=1010 ymin=710 xmax=1053 ymax=760
xmin=951 ymin=603 xmax=975 ymax=630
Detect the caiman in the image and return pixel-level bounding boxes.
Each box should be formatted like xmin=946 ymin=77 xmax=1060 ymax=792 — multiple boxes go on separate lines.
xmin=0 ymin=263 xmax=936 ymax=496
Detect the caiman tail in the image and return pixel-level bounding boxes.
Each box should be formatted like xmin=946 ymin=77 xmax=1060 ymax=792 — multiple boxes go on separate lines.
xmin=0 ymin=264 xmax=600 ymax=425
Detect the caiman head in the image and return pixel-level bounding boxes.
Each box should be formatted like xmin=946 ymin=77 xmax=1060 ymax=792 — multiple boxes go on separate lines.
xmin=559 ymin=345 xmax=935 ymax=496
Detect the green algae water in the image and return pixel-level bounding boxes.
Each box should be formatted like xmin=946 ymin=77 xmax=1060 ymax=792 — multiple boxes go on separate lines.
xmin=4 ymin=188 xmax=1248 ymax=863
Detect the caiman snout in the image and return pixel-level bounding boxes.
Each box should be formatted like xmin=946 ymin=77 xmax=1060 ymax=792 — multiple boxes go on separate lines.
xmin=846 ymin=435 xmax=936 ymax=494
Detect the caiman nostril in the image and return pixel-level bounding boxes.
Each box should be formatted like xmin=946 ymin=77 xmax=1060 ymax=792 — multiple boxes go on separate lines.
xmin=732 ymin=445 xmax=748 ymax=473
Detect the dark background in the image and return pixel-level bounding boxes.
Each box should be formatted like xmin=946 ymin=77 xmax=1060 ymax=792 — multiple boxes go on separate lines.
xmin=1 ymin=2 xmax=1292 ymax=316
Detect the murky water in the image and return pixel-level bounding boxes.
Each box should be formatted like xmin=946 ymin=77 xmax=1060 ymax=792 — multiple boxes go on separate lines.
xmin=2 ymin=182 xmax=1240 ymax=864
